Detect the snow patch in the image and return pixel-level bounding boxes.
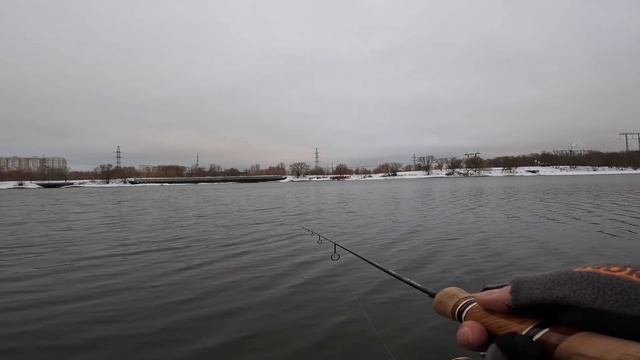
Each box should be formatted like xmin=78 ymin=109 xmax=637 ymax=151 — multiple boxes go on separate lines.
xmin=2 ymin=166 xmax=639 ymax=189
xmin=284 ymin=166 xmax=640 ymax=182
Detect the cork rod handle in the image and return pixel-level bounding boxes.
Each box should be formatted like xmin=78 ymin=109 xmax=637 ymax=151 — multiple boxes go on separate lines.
xmin=433 ymin=287 xmax=640 ymax=360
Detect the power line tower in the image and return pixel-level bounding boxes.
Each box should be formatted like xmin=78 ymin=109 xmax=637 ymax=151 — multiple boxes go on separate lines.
xmin=314 ymin=147 xmax=320 ymax=170
xmin=619 ymin=132 xmax=640 ymax=152
xmin=116 ymin=145 xmax=122 ymax=168
xmin=412 ymin=153 xmax=417 ymax=169
xmin=464 ymin=151 xmax=481 ymax=175
xmin=464 ymin=151 xmax=481 ymax=160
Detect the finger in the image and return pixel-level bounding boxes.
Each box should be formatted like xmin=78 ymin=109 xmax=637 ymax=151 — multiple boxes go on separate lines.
xmin=473 ymin=285 xmax=512 ymax=313
xmin=456 ymin=320 xmax=490 ymax=351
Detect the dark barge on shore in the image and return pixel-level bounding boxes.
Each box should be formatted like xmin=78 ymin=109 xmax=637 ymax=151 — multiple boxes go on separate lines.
xmin=128 ymin=175 xmax=286 ymax=185
xmin=33 ymin=181 xmax=76 ymax=188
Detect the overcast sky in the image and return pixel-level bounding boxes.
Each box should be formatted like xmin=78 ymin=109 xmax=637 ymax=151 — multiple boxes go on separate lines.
xmin=1 ymin=1 xmax=639 ymax=169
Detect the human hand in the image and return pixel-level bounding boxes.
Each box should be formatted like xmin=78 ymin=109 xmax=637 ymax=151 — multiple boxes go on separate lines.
xmin=455 ymin=285 xmax=512 ymax=351
xmin=455 ymin=265 xmax=640 ymax=358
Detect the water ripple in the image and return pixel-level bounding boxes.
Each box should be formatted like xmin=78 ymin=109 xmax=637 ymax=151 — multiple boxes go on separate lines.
xmin=1 ymin=175 xmax=639 ymax=359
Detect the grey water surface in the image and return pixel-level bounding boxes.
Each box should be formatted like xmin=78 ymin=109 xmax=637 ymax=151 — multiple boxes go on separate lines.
xmin=1 ymin=175 xmax=639 ymax=360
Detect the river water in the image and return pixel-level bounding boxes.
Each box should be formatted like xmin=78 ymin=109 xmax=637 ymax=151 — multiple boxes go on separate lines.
xmin=1 ymin=175 xmax=639 ymax=359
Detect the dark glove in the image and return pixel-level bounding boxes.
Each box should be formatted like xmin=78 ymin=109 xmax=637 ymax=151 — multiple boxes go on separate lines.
xmin=485 ymin=264 xmax=640 ymax=359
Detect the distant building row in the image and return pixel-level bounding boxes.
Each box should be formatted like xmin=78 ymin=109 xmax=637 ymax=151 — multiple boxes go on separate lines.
xmin=0 ymin=156 xmax=68 ymax=172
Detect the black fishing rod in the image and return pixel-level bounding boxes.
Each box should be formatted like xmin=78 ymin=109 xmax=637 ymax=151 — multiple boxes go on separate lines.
xmin=302 ymin=227 xmax=640 ymax=359
xmin=302 ymin=226 xmax=436 ymax=297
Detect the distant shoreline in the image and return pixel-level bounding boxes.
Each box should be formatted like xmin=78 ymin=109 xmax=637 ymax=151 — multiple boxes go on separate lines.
xmin=284 ymin=166 xmax=640 ymax=182
xmin=1 ymin=166 xmax=639 ymax=189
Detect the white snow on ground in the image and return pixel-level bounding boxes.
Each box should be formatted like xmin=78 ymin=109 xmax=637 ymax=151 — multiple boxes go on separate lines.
xmin=283 ymin=166 xmax=640 ymax=182
xmin=0 ymin=179 xmax=137 ymax=190
xmin=2 ymin=166 xmax=639 ymax=189
xmin=0 ymin=181 xmax=41 ymax=189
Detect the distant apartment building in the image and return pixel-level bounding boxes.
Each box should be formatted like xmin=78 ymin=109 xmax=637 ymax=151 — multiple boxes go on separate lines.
xmin=138 ymin=165 xmax=155 ymax=175
xmin=0 ymin=156 xmax=68 ymax=172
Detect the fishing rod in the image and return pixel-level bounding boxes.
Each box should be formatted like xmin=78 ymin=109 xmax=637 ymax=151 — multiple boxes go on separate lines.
xmin=302 ymin=226 xmax=436 ymax=297
xmin=302 ymin=227 xmax=640 ymax=360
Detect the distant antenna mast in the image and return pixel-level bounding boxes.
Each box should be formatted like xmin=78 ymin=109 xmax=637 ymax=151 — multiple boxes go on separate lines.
xmin=314 ymin=147 xmax=320 ymax=170
xmin=196 ymin=153 xmax=199 ymax=168
xmin=116 ymin=145 xmax=122 ymax=168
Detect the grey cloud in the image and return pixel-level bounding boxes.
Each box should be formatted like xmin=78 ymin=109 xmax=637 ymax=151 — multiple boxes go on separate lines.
xmin=1 ymin=0 xmax=639 ymax=169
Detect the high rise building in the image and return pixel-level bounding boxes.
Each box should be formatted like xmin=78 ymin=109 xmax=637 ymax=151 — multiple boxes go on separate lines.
xmin=0 ymin=156 xmax=67 ymax=172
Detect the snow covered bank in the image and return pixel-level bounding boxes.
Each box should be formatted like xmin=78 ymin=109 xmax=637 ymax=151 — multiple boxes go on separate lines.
xmin=2 ymin=166 xmax=639 ymax=189
xmin=0 ymin=179 xmax=139 ymax=190
xmin=0 ymin=181 xmax=41 ymax=189
xmin=283 ymin=166 xmax=640 ymax=182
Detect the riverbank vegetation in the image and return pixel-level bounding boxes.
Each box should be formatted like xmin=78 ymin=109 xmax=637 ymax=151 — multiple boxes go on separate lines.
xmin=1 ymin=151 xmax=639 ymax=181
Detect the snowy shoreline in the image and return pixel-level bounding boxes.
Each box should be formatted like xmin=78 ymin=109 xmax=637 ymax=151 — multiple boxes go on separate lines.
xmin=1 ymin=166 xmax=639 ymax=189
xmin=284 ymin=166 xmax=640 ymax=182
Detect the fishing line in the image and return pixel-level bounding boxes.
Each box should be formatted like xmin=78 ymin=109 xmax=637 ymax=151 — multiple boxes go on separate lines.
xmin=347 ymin=286 xmax=398 ymax=360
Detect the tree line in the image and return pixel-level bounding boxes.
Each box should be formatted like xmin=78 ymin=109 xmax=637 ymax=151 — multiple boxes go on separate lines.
xmin=490 ymin=151 xmax=640 ymax=170
xmin=1 ymin=150 xmax=639 ymax=181
xmin=0 ymin=162 xmax=289 ymax=181
xmin=287 ymin=151 xmax=640 ymax=177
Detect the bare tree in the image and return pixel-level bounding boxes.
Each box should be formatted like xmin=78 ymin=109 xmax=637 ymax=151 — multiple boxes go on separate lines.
xmin=115 ymin=166 xmax=139 ymax=182
xmin=417 ymin=156 xmax=434 ymax=174
xmin=446 ymin=157 xmax=463 ymax=174
xmin=289 ymin=162 xmax=310 ymax=177
xmin=334 ymin=163 xmax=353 ymax=176
xmin=373 ymin=164 xmax=388 ymax=174
xmin=374 ymin=162 xmax=402 ymax=176
xmin=188 ymin=165 xmax=206 ymax=177
xmin=98 ymin=164 xmax=113 ymax=183
xmin=309 ymin=166 xmax=325 ymax=176
xmin=465 ymin=156 xmax=486 ymax=175
xmin=224 ymin=167 xmax=242 ymax=176
xmin=154 ymin=165 xmax=186 ymax=177
xmin=501 ymin=157 xmax=517 ymax=174
xmin=389 ymin=162 xmax=402 ymax=175
xmin=354 ymin=167 xmax=371 ymax=175
xmin=208 ymin=164 xmax=222 ymax=176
